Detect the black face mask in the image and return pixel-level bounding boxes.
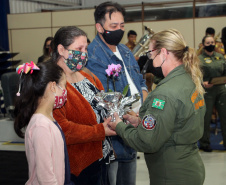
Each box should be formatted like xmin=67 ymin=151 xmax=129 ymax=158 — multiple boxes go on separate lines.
xmin=148 ymin=59 xmax=164 ymax=78
xmin=45 ymin=48 xmax=49 ymax=54
xmin=101 ymin=27 xmax=124 ymax=46
xmin=204 ymin=45 xmax=215 ymax=52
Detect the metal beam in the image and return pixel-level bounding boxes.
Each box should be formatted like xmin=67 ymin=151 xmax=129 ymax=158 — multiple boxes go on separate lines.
xmin=41 ymin=5 xmax=93 ymax=11
xmin=23 ymin=0 xmax=79 ymax=6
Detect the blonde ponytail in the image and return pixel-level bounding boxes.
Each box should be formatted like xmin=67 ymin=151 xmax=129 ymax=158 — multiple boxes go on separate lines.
xmin=151 ymin=29 xmax=205 ymax=96
xmin=183 ymin=47 xmax=205 ymax=96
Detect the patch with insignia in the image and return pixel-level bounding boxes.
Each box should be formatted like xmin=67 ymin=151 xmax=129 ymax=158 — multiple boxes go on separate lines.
xmin=142 ymin=114 xmax=156 ymax=130
xmin=215 ymin=56 xmax=221 ymax=60
xmin=152 ymin=98 xmax=165 ymax=110
xmin=204 ymin=57 xmax=212 ymax=63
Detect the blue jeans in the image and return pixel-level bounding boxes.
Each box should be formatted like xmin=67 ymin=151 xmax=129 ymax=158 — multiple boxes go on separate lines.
xmin=108 ymin=157 xmax=137 ymax=185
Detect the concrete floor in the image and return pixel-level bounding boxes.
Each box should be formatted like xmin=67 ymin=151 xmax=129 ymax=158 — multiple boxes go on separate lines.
xmin=136 ymin=151 xmax=226 ymax=185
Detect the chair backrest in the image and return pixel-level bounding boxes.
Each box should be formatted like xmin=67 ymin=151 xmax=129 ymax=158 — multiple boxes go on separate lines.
xmin=1 ymin=72 xmax=19 ymax=118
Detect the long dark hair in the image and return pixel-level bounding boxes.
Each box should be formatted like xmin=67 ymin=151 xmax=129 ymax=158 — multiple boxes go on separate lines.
xmin=14 ymin=61 xmax=64 ymax=138
xmin=51 ymin=26 xmax=87 ymax=62
xmin=221 ymin=27 xmax=226 ymax=52
xmin=43 ymin=37 xmax=53 ymax=56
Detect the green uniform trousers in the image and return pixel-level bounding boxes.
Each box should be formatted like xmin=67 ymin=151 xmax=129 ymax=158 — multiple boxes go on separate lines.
xmin=199 ymin=85 xmax=226 ymax=148
xmin=144 ymin=144 xmax=205 ymax=185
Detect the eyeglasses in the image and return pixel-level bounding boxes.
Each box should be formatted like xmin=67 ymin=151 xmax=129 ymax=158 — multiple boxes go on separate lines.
xmin=146 ymin=49 xmax=157 ymax=59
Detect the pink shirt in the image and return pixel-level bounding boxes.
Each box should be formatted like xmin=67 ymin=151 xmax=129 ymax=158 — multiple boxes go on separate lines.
xmin=25 ymin=113 xmax=65 ymax=185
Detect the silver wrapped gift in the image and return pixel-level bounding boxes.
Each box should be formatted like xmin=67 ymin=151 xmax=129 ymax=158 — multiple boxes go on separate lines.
xmin=94 ymin=90 xmax=141 ymax=121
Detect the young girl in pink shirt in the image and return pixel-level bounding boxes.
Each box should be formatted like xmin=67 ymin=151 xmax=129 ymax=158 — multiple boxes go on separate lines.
xmin=14 ymin=61 xmax=74 ymax=185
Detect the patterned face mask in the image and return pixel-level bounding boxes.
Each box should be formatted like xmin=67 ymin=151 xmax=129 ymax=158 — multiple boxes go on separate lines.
xmin=64 ymin=49 xmax=88 ymax=72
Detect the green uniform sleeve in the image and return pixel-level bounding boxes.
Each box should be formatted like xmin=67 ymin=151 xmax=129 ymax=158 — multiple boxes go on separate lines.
xmin=116 ymin=95 xmax=177 ymax=153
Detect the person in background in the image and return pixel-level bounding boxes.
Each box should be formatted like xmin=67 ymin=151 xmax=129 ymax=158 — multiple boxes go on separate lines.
xmin=87 ymin=2 xmax=148 ymax=185
xmin=199 ymin=35 xmax=226 ymax=152
xmin=38 ymin=37 xmax=53 ymax=63
xmin=109 ymin=28 xmax=206 ymax=185
xmin=205 ymin=27 xmax=215 ymax=37
xmin=126 ymin=30 xmax=139 ymax=61
xmin=221 ymin=27 xmax=226 ymax=59
xmin=14 ymin=61 xmax=74 ymax=185
xmin=125 ymin=30 xmax=137 ymax=51
xmin=197 ymin=27 xmax=224 ymax=56
xmin=51 ymin=26 xmax=116 ymax=185
xmin=87 ymin=38 xmax=91 ymax=45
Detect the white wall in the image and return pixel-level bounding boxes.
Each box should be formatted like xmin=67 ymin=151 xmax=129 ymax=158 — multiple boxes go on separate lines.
xmin=7 ymin=9 xmax=226 ymax=65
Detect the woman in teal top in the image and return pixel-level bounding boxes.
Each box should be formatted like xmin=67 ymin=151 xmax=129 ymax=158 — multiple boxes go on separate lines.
xmin=108 ymin=29 xmax=206 ymax=185
xmin=199 ymin=35 xmax=226 ymax=152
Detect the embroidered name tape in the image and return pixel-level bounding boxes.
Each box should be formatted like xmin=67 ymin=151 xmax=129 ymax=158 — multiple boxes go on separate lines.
xmin=142 ymin=114 xmax=156 ymax=130
xmin=152 ymin=98 xmax=165 ymax=110
xmin=215 ymin=56 xmax=221 ymax=60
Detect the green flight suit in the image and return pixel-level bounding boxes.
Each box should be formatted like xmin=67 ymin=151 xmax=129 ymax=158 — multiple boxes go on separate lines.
xmin=116 ymin=65 xmax=205 ymax=185
xmin=199 ymin=51 xmax=226 ymax=148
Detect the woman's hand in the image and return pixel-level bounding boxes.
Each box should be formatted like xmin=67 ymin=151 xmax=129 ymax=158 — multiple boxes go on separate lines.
xmin=123 ymin=114 xmax=140 ymax=128
xmin=107 ymin=113 xmax=123 ymax=131
xmin=108 ymin=112 xmax=141 ymax=130
xmin=103 ymin=116 xmax=117 ymax=136
xmin=203 ymin=81 xmax=213 ymax=88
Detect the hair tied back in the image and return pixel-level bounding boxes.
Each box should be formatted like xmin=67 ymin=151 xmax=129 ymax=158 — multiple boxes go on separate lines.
xmin=16 ymin=61 xmax=40 ymax=96
xmin=16 ymin=61 xmax=40 ymax=75
xmin=184 ymin=46 xmax=189 ymax=52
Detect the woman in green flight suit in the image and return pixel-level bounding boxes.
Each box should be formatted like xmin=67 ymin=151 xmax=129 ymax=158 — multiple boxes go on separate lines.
xmin=199 ymin=35 xmax=226 ymax=152
xmin=108 ymin=29 xmax=206 ymax=185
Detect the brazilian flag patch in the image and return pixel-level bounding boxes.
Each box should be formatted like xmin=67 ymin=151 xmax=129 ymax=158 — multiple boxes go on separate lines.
xmin=152 ymin=98 xmax=165 ymax=110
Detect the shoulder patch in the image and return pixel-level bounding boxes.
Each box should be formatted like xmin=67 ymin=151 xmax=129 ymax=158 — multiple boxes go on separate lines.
xmin=142 ymin=114 xmax=157 ymax=130
xmin=204 ymin=57 xmax=212 ymax=63
xmin=152 ymin=98 xmax=165 ymax=110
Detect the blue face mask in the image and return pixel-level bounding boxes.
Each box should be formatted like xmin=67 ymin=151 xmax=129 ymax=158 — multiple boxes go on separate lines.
xmin=64 ymin=49 xmax=88 ymax=72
